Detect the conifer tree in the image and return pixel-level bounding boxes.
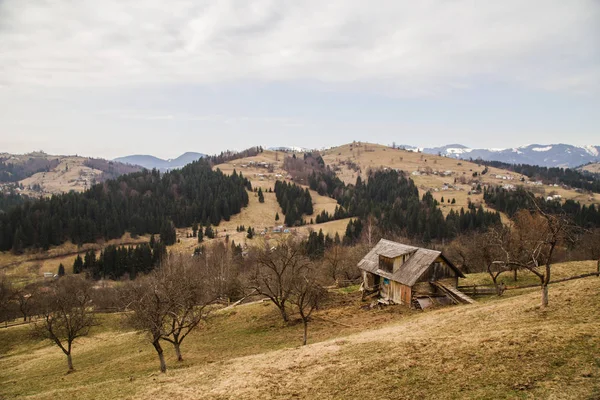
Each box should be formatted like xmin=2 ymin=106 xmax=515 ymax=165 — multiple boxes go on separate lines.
xmin=57 ymin=263 xmax=65 ymax=277
xmin=73 ymin=255 xmax=84 ymax=274
xmin=258 ymin=188 xmax=265 ymax=203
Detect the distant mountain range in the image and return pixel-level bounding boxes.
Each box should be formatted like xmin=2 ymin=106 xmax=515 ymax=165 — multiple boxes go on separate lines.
xmin=267 ymin=146 xmax=309 ymax=152
xmin=114 ymin=152 xmax=206 ymax=170
xmin=401 ymin=143 xmax=600 ymax=168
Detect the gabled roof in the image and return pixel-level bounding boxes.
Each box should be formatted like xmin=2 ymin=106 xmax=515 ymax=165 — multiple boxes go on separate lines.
xmin=357 ymin=239 xmax=464 ymax=286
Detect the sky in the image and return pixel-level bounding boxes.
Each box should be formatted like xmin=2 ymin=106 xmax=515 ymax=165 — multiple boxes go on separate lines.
xmin=0 ymin=1 xmax=599 ymax=160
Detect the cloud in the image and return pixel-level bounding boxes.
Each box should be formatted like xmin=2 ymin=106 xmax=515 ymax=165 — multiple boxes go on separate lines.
xmin=0 ymin=0 xmax=599 ymax=95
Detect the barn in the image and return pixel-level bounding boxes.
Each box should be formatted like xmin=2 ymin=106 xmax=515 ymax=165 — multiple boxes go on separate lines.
xmin=358 ymin=239 xmax=473 ymax=308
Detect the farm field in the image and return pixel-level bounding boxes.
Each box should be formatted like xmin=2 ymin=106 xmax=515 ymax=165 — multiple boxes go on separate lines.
xmin=1 ymin=260 xmax=598 ymax=399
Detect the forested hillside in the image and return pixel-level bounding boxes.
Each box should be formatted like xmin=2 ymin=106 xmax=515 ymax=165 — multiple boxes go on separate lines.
xmin=0 ymin=156 xmax=59 ymax=182
xmin=479 ymin=160 xmax=600 ymax=193
xmin=484 ymin=186 xmax=600 ymax=228
xmin=0 ymin=160 xmax=251 ymax=252
xmin=309 ymin=168 xmax=501 ymax=242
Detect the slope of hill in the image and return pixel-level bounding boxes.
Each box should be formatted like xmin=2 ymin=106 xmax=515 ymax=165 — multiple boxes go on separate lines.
xmin=580 ymin=162 xmax=600 ymax=175
xmin=403 ymin=143 xmax=600 ymax=168
xmin=0 ymin=152 xmax=143 ymax=197
xmin=321 ymin=143 xmax=599 ymax=218
xmin=114 ymin=152 xmax=206 ymax=170
xmin=1 ymin=260 xmax=598 ymax=399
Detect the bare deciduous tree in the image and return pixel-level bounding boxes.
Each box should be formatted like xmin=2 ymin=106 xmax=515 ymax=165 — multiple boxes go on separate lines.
xmin=291 ymin=272 xmax=327 ymax=345
xmin=124 ymin=276 xmax=173 ymax=373
xmin=501 ymin=209 xmax=576 ymax=307
xmin=159 ymin=255 xmax=214 ymax=362
xmin=248 ymin=238 xmax=310 ymax=323
xmin=32 ymin=276 xmax=97 ymax=372
xmin=13 ymin=283 xmax=40 ymax=322
xmin=323 ymin=245 xmax=346 ymax=285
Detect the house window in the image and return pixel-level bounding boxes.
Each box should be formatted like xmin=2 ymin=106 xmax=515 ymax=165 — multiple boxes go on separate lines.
xmin=378 ymin=255 xmax=394 ymax=273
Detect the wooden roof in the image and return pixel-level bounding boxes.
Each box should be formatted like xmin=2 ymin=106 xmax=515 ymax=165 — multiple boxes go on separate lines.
xmin=357 ymin=239 xmax=464 ymax=286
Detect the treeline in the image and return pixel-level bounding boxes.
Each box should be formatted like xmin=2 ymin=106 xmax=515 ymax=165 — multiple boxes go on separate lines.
xmin=484 ymin=186 xmax=600 ymax=228
xmin=0 ymin=156 xmax=60 ymax=183
xmin=274 ymin=181 xmax=313 ymax=226
xmin=315 ymin=206 xmax=349 ymax=223
xmin=477 ymin=160 xmax=600 ymax=193
xmin=0 ymin=160 xmax=252 ymax=252
xmin=74 ymin=240 xmax=167 ymax=280
xmin=207 ymin=146 xmax=263 ymax=165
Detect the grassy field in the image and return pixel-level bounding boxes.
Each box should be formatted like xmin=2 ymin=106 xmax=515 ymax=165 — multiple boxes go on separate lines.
xmin=1 ymin=260 xmax=599 ymax=399
xmin=0 ymin=234 xmax=150 ymax=285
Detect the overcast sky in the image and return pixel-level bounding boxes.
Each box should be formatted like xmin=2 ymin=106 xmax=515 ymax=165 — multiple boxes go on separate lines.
xmin=1 ymin=1 xmax=599 ymax=159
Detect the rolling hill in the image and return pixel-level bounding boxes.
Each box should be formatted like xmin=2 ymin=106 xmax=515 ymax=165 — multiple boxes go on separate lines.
xmin=1 ymin=260 xmax=598 ymax=399
xmin=0 ymin=152 xmax=142 ymax=197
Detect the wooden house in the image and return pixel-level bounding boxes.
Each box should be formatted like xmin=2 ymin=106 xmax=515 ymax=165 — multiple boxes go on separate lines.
xmin=358 ymin=239 xmax=472 ymax=308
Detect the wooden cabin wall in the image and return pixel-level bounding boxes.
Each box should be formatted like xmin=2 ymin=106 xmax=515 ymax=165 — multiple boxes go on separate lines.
xmin=416 ymin=258 xmax=458 ymax=284
xmin=389 ymin=281 xmax=411 ymax=305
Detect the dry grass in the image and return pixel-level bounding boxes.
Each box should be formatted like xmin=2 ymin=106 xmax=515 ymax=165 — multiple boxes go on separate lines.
xmin=16 ymin=155 xmax=103 ymax=197
xmin=580 ymin=163 xmax=600 ymax=174
xmin=1 ymin=261 xmax=599 ymax=399
xmin=321 ymin=143 xmax=599 ymax=214
xmin=0 ymin=233 xmax=149 ymax=285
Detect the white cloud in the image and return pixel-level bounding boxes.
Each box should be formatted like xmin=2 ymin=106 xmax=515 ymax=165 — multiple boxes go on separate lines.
xmin=0 ymin=0 xmax=599 ymax=95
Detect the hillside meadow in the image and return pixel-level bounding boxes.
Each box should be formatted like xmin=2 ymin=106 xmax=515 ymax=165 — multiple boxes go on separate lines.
xmin=1 ymin=260 xmax=598 ymax=399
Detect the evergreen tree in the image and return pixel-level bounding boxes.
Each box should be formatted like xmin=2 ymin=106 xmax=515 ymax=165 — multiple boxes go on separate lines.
xmin=73 ymin=255 xmax=84 ymax=274
xmin=247 ymin=226 xmax=253 ymax=239
xmin=197 ymin=229 xmax=204 ymax=242
xmin=258 ymin=188 xmax=265 ymax=203
xmin=57 ymin=263 xmax=65 ymax=277
xmin=275 ymin=212 xmax=280 ymax=221
xmin=159 ymin=220 xmax=177 ymax=246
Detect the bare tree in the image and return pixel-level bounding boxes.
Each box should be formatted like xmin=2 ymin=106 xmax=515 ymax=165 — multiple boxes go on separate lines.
xmin=501 ymin=209 xmax=575 ymax=307
xmin=323 ymin=245 xmax=346 ymax=285
xmin=13 ymin=283 xmax=40 ymax=322
xmin=32 ymin=276 xmax=97 ymax=372
xmin=577 ymin=228 xmax=600 ymax=273
xmin=248 ymin=237 xmax=310 ymax=323
xmin=123 ymin=276 xmax=173 ymax=373
xmin=291 ymin=272 xmax=327 ymax=345
xmin=159 ymin=255 xmax=214 ymax=362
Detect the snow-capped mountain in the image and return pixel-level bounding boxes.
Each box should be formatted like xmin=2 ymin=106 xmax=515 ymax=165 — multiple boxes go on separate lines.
xmin=401 ymin=143 xmax=600 ymax=168
xmin=268 ymin=146 xmax=309 ymax=152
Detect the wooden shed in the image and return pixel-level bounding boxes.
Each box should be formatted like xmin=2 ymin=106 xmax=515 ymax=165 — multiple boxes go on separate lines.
xmin=358 ymin=239 xmax=473 ymax=308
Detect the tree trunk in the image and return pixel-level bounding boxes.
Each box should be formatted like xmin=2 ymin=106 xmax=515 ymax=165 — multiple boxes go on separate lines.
xmin=279 ymin=306 xmax=289 ymax=323
xmin=66 ymin=353 xmax=74 ymax=372
xmin=302 ymin=320 xmax=308 ymax=346
xmin=153 ymin=341 xmax=167 ymax=373
xmin=597 ymin=258 xmax=599 ymax=275
xmin=541 ymin=284 xmax=549 ymax=308
xmin=513 ymin=268 xmax=518 ymax=282
xmin=174 ymin=342 xmax=183 ymax=362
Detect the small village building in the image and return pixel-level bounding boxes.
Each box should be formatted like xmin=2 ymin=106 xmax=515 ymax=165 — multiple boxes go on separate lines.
xmin=358 ymin=239 xmax=472 ymax=309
